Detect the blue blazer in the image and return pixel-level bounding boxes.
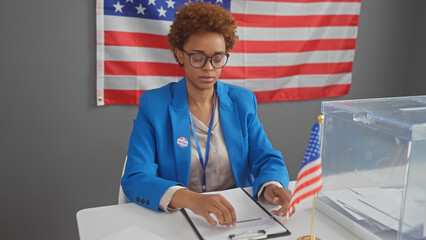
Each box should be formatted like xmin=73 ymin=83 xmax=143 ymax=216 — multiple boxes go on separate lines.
xmin=121 ymin=78 xmax=289 ymax=211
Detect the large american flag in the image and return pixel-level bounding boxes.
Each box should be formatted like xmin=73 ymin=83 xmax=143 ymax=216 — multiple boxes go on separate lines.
xmin=286 ymin=122 xmax=322 ymax=221
xmin=96 ymin=0 xmax=362 ymax=106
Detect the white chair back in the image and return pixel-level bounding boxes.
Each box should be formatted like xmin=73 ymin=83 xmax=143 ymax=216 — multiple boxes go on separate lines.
xmin=118 ymin=156 xmax=131 ymax=204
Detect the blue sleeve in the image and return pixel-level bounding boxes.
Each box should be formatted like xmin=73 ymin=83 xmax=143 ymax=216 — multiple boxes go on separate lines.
xmin=246 ymin=92 xmax=289 ymax=198
xmin=121 ymin=92 xmax=181 ymax=211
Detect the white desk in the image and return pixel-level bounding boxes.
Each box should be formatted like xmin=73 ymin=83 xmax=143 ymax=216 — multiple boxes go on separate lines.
xmin=77 ymin=183 xmax=361 ymax=240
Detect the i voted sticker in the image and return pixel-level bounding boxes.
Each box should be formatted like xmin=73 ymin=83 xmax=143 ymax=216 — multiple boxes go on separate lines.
xmin=177 ymin=137 xmax=188 ymax=148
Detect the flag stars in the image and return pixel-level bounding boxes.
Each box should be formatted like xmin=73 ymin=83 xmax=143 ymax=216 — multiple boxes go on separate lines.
xmin=148 ymin=0 xmax=156 ymax=6
xmin=216 ymin=0 xmax=223 ymax=4
xmin=157 ymin=6 xmax=167 ymax=17
xmin=166 ymin=0 xmax=176 ymax=8
xmin=135 ymin=4 xmax=146 ymax=15
xmin=126 ymin=0 xmax=134 ymax=3
xmin=113 ymin=1 xmax=124 ymax=13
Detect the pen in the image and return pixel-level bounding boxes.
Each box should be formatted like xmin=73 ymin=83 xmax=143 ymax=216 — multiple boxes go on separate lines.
xmin=229 ymin=230 xmax=267 ymax=240
xmin=236 ymin=216 xmax=274 ymax=224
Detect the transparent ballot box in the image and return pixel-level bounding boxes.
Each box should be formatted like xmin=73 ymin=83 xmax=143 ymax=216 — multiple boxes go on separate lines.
xmin=317 ymin=96 xmax=426 ymax=240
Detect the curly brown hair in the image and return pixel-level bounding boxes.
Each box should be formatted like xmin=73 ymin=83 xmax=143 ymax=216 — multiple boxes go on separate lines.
xmin=167 ymin=2 xmax=238 ymax=66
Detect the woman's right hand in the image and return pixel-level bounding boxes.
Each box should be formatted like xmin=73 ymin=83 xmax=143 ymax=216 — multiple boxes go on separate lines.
xmin=169 ymin=189 xmax=236 ymax=227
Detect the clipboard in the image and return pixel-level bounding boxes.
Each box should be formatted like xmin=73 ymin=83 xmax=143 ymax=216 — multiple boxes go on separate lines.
xmin=181 ymin=188 xmax=291 ymax=240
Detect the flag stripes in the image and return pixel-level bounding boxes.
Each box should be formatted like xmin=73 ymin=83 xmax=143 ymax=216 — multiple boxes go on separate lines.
xmin=104 ymin=61 xmax=353 ymax=79
xmin=233 ymin=39 xmax=357 ymax=53
xmin=231 ymin=14 xmax=359 ymax=28
xmin=246 ymin=0 xmax=361 ymax=3
xmin=104 ymin=84 xmax=349 ymax=104
xmin=104 ymin=73 xmax=351 ymax=91
xmin=247 ymin=84 xmax=349 ymax=102
xmin=97 ymin=0 xmax=361 ymax=105
xmin=103 ymin=46 xmax=355 ymax=65
xmin=102 ymin=15 xmax=359 ymax=39
xmin=229 ymin=0 xmax=361 ymax=16
xmin=285 ymin=123 xmax=323 ymax=221
xmin=105 ymin=31 xmax=357 ymax=53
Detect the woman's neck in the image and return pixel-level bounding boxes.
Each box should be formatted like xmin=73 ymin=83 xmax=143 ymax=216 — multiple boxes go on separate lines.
xmin=186 ymin=84 xmax=216 ymax=126
xmin=186 ymin=83 xmax=215 ymax=108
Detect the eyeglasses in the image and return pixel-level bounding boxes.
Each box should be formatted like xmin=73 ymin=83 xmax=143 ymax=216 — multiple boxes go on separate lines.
xmin=182 ymin=49 xmax=229 ymax=69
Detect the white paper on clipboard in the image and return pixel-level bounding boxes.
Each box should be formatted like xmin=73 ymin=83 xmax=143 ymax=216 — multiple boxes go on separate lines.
xmin=181 ymin=188 xmax=289 ymax=240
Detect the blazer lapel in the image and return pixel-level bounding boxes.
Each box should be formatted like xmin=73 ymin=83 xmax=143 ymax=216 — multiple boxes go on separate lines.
xmin=169 ymin=79 xmax=191 ymax=186
xmin=216 ymin=82 xmax=245 ymax=186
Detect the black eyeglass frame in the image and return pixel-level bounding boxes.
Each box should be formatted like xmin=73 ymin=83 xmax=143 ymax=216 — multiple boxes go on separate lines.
xmin=181 ymin=49 xmax=230 ymax=69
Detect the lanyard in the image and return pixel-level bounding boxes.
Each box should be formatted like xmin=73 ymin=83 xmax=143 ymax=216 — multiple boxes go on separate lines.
xmin=189 ymin=93 xmax=216 ymax=192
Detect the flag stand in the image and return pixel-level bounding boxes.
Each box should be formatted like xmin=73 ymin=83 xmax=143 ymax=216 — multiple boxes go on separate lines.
xmin=296 ymin=195 xmax=321 ymax=240
xmin=296 ymin=114 xmax=324 ymax=240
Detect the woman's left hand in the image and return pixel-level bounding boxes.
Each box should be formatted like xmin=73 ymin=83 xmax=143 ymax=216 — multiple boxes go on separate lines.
xmin=262 ymin=184 xmax=293 ymax=217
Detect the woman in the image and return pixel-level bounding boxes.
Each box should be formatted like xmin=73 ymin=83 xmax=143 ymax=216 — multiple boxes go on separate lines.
xmin=121 ymin=2 xmax=292 ymax=227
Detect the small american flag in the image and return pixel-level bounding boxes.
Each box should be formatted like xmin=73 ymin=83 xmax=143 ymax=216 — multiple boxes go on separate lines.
xmin=286 ymin=122 xmax=322 ymax=221
xmin=96 ymin=0 xmax=362 ymax=105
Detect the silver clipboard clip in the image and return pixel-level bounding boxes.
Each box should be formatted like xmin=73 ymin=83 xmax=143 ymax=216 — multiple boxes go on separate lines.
xmin=228 ymin=230 xmax=267 ymax=240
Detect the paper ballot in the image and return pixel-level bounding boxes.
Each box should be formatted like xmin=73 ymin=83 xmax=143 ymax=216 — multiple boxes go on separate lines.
xmin=321 ymin=187 xmax=426 ymax=232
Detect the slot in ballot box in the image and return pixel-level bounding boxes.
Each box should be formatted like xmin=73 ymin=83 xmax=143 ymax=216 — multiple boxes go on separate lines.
xmin=317 ymin=95 xmax=426 ymax=240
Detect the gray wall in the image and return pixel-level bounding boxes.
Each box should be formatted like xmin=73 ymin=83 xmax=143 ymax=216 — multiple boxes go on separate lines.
xmin=1 ymin=0 xmax=425 ymax=239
